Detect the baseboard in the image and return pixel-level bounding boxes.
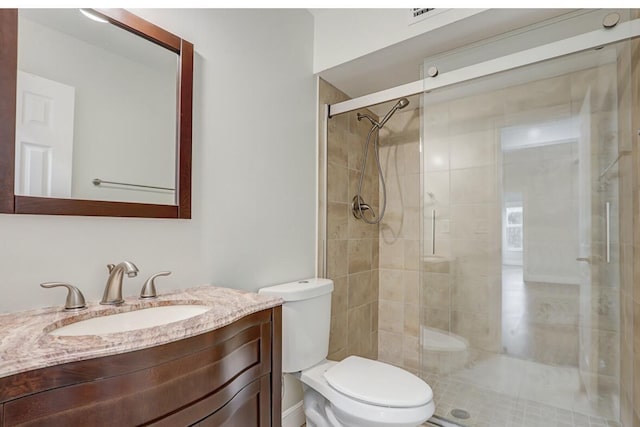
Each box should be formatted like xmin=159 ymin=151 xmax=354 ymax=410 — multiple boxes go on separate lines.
xmin=282 ymin=400 xmax=305 ymax=427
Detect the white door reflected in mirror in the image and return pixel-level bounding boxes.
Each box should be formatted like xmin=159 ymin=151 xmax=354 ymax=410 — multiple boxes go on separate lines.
xmin=15 ymin=71 xmax=75 ymax=198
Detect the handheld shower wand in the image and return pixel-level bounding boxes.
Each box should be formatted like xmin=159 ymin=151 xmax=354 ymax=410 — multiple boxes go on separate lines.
xmin=352 ymin=98 xmax=409 ymax=224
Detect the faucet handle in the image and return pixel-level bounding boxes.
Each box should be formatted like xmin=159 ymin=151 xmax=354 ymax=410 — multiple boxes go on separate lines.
xmin=140 ymin=271 xmax=171 ymax=299
xmin=40 ymin=282 xmax=87 ymax=311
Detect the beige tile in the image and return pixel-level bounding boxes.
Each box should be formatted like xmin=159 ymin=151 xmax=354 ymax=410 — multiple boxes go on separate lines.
xmin=450 ymin=239 xmax=500 ymax=279
xmin=372 ymin=242 xmax=379 ymax=271
xmin=371 ymin=301 xmax=378 ymax=333
xmin=404 ymin=240 xmax=419 ymax=270
xmin=422 ymin=273 xmax=450 ymax=308
xmin=326 ymin=239 xmax=347 ymax=278
xmin=621 ymin=340 xmax=633 ymax=396
xmin=592 ymin=286 xmax=620 ymax=332
xmin=379 ymin=238 xmax=404 ymax=269
xmin=450 ymin=203 xmax=497 ymax=242
xmin=448 ymin=89 xmax=504 ymax=125
xmin=348 ymin=271 xmax=373 ymax=308
xmin=331 ymin=276 xmax=348 ymax=318
xmin=620 ymin=388 xmax=632 ymax=427
xmin=327 ymin=202 xmax=348 ymax=240
xmin=404 ymin=303 xmax=419 ymax=338
xmin=450 ymin=166 xmax=498 ymax=204
xmin=329 ymin=313 xmax=347 ymax=355
xmin=328 ymin=347 xmax=347 ymax=362
xmin=401 ymin=174 xmax=420 ymax=208
xmin=369 ymin=330 xmax=379 ymax=360
xmin=371 ymin=269 xmax=379 ymax=302
xmin=379 ymin=300 xmax=403 ymax=334
xmin=404 ymin=272 xmax=419 ymax=304
xmin=425 ymin=306 xmax=450 ymax=331
xmin=379 ymin=200 xmax=403 ymax=237
xmin=403 ymin=141 xmax=421 ymax=176
xmin=424 ymin=171 xmax=450 ymax=207
xmin=452 ymin=275 xmax=490 ymax=313
xmin=422 ymin=258 xmax=450 ymax=274
xmin=347 ymin=304 xmax=372 ymax=357
xmin=379 ymin=269 xmax=403 ymax=302
xmin=403 ymin=335 xmax=420 ymax=370
xmin=378 ymin=330 xmax=403 ymax=366
xmin=423 ymin=137 xmax=450 ymax=172
xmin=327 ymin=126 xmax=348 ymax=168
xmin=403 ymin=206 xmax=421 ymax=239
xmin=348 ymin=239 xmax=372 ymax=274
xmin=327 ymin=162 xmax=348 ymax=203
xmin=449 ymin=129 xmax=497 ymax=170
xmin=347 ymin=130 xmax=365 ymax=171
xmin=505 ymin=74 xmax=571 ymax=114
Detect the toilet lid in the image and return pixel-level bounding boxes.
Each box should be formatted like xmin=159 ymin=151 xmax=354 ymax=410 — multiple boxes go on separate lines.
xmin=323 ymin=356 xmax=433 ymax=408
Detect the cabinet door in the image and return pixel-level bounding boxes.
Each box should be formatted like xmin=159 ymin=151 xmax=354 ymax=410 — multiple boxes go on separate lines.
xmin=193 ymin=376 xmax=271 ymax=427
xmin=4 ymin=319 xmax=270 ymax=426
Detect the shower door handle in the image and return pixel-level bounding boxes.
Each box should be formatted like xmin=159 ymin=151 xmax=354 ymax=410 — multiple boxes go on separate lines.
xmin=431 ymin=209 xmax=436 ymax=255
xmin=605 ymin=202 xmax=611 ymax=264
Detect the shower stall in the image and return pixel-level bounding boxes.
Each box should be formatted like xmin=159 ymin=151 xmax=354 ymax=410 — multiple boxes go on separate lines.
xmin=319 ymin=9 xmax=638 ymax=427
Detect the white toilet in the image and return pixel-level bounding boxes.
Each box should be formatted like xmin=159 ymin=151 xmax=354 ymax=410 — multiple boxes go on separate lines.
xmin=259 ymin=278 xmax=435 ymax=427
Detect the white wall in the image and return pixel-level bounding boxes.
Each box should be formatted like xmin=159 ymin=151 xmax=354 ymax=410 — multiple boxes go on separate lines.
xmin=312 ymin=8 xmax=485 ymax=73
xmin=0 ymin=9 xmax=316 ymax=314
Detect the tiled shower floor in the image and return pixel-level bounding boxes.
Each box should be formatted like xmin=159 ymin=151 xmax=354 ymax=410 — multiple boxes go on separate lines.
xmin=420 ymin=356 xmax=621 ymax=427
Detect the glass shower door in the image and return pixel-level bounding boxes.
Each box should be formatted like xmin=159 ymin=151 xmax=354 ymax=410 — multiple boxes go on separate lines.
xmin=419 ymin=38 xmax=630 ymax=427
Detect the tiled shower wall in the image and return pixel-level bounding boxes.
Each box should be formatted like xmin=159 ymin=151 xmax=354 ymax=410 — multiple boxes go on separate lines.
xmin=632 ymin=33 xmax=640 ymax=427
xmin=617 ymin=22 xmax=640 ymax=426
xmin=375 ymin=108 xmax=422 ymax=371
xmin=619 ymin=26 xmax=639 ymax=427
xmin=319 ymin=78 xmax=379 ymax=361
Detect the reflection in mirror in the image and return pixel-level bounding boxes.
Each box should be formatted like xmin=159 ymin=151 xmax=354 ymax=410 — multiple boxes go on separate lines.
xmin=16 ymin=9 xmax=177 ymax=205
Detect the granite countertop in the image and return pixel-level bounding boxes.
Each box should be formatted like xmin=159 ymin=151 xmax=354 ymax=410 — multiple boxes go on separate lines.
xmin=0 ymin=285 xmax=282 ymax=379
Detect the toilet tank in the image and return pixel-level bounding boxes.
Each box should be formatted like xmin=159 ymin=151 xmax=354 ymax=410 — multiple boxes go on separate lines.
xmin=259 ymin=278 xmax=333 ymax=373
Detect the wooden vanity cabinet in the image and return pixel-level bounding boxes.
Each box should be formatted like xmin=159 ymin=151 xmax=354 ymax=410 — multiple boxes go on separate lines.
xmin=0 ymin=306 xmax=282 ymax=427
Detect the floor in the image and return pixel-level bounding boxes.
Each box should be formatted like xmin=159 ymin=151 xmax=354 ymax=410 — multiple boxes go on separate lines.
xmin=418 ymin=265 xmax=620 ymax=427
xmin=420 ymin=354 xmax=619 ymax=427
xmin=501 ymin=266 xmax=580 ymax=367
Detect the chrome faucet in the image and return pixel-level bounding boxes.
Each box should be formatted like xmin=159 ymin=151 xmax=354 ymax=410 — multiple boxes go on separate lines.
xmin=100 ymin=261 xmax=139 ymax=305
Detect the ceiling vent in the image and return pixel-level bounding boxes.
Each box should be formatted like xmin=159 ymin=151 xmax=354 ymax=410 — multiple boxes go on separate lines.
xmin=409 ymin=8 xmax=449 ymax=26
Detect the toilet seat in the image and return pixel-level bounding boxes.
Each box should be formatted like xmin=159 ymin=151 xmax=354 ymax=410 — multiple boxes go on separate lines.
xmin=300 ymin=359 xmax=435 ymax=427
xmin=323 ymin=356 xmax=432 ymax=408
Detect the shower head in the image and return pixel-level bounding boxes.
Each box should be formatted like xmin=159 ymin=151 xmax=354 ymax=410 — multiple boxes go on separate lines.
xmin=378 ymin=97 xmax=410 ymax=129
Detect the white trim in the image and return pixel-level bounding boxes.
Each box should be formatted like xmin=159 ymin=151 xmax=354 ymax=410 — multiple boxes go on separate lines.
xmin=328 ymin=18 xmax=640 ymax=116
xmin=282 ymin=400 xmax=306 ymax=427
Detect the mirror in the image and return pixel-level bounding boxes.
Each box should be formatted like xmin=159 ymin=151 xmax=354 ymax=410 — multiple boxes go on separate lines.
xmin=0 ymin=9 xmax=193 ymax=218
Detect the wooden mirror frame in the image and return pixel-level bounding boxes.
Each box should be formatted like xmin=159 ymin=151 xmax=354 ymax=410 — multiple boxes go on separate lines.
xmin=0 ymin=9 xmax=193 ymax=219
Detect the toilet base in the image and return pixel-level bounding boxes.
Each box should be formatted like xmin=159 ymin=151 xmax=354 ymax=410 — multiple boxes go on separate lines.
xmin=303 ymin=387 xmax=342 ymax=427
xmin=302 ymin=385 xmax=434 ymax=427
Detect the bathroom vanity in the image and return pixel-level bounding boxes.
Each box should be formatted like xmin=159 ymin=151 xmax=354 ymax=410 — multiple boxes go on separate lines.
xmin=0 ymin=286 xmax=282 ymax=426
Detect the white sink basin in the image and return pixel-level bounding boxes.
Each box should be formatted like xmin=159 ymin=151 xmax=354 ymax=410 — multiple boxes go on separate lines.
xmin=50 ymin=305 xmax=211 ymax=336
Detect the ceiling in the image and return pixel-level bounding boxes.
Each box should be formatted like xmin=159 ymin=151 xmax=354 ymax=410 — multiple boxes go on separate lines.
xmin=314 ymin=9 xmax=577 ymax=106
